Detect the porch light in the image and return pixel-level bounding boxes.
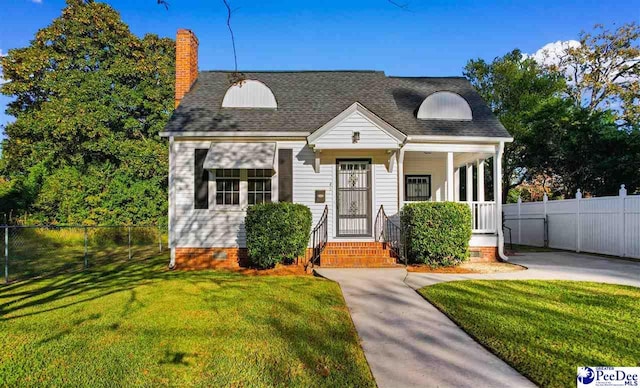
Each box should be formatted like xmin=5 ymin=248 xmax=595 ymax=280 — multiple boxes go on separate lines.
xmin=352 ymin=131 xmax=360 ymax=143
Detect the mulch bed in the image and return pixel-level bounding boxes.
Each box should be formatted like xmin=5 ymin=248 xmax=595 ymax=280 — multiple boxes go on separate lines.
xmin=408 ymin=262 xmax=526 ymax=274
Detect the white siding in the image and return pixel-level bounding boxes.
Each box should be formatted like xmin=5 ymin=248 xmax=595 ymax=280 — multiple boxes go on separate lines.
xmin=312 ymin=111 xmax=399 ymax=149
xmin=403 ymin=152 xmax=447 ymax=202
xmin=170 ymin=140 xmax=401 ymax=248
xmin=172 ymin=140 xmax=248 ymax=248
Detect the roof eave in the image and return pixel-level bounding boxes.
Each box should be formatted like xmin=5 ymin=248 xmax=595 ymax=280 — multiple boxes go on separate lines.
xmin=159 ymin=131 xmax=311 ymax=138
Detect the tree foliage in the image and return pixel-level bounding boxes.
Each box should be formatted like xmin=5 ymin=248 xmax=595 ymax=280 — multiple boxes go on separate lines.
xmin=524 ymin=100 xmax=640 ymax=196
xmin=466 ymin=28 xmax=640 ymax=200
xmin=0 ymin=0 xmax=174 ymax=224
xmin=464 ymin=50 xmax=566 ymax=201
xmin=543 ymin=23 xmax=640 ymax=127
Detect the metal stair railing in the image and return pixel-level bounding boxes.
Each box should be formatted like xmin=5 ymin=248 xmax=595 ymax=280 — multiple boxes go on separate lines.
xmin=307 ymin=205 xmax=328 ymax=268
xmin=374 ymin=205 xmax=407 ymax=266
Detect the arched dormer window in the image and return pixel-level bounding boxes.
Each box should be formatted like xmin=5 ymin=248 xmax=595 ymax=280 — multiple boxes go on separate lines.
xmin=417 ymin=91 xmax=472 ymax=120
xmin=221 ymin=80 xmax=277 ymax=109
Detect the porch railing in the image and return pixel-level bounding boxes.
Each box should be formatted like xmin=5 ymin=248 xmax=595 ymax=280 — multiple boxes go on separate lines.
xmin=468 ymin=201 xmax=497 ymax=233
xmin=374 ymin=205 xmax=406 ymax=266
xmin=307 ymin=205 xmax=328 ymax=268
xmin=401 ymin=201 xmax=498 ymax=234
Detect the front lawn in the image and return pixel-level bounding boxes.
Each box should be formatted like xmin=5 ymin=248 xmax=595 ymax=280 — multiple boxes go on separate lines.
xmin=0 ymin=254 xmax=375 ymax=387
xmin=419 ymin=280 xmax=640 ymax=388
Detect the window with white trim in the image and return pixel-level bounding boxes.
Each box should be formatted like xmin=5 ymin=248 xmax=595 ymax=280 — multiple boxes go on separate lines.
xmin=405 ymin=175 xmax=432 ymax=201
xmin=215 ymin=169 xmax=240 ymax=205
xmin=248 ymin=169 xmax=272 ymax=205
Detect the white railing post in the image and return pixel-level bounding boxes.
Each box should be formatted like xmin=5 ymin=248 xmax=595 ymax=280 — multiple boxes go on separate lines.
xmin=576 ymin=189 xmax=582 ymax=253
xmin=468 ymin=201 xmax=497 ymax=234
xmin=543 ymin=193 xmax=548 ymax=247
xmin=517 ymin=196 xmax=522 ymax=245
xmin=619 ymin=184 xmax=627 ymax=257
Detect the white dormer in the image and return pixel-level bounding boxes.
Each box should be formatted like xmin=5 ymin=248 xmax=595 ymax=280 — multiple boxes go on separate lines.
xmin=417 ymin=91 xmax=472 ymax=121
xmin=221 ymin=80 xmax=277 ymax=109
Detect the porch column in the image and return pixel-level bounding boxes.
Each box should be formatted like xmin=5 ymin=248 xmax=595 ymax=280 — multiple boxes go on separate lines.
xmin=397 ymin=148 xmax=405 ymax=209
xmin=446 ymin=152 xmax=454 ymax=201
xmin=454 ymin=167 xmax=460 ymax=202
xmin=476 ymin=159 xmax=485 ymax=202
xmin=494 ymin=142 xmax=506 ymax=260
xmin=494 ymin=144 xmax=504 ymax=229
xmin=466 ymin=163 xmax=473 ymax=203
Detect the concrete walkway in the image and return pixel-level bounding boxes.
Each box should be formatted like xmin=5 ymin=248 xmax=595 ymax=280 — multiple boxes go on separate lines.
xmin=315 ymin=268 xmax=534 ymax=388
xmin=316 ymin=252 xmax=640 ymax=388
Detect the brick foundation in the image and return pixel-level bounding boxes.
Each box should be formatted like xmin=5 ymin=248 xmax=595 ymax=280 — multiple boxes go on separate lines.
xmin=469 ymin=246 xmax=498 ymax=262
xmin=319 ymin=242 xmax=399 ymax=268
xmin=174 ymin=247 xmax=311 ymax=270
xmin=174 ymin=247 xmax=248 ymax=270
xmin=173 ymin=244 xmax=497 ymax=269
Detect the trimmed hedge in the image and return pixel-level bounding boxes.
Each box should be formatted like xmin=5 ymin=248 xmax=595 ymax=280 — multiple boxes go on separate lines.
xmin=245 ymin=203 xmax=312 ymax=269
xmin=401 ymin=202 xmax=472 ymax=267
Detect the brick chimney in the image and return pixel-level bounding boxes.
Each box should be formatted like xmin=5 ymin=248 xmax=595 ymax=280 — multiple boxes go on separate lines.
xmin=175 ymin=29 xmax=199 ymax=108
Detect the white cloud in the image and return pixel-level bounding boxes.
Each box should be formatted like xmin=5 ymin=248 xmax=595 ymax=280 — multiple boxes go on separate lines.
xmin=0 ymin=49 xmax=7 ymax=85
xmin=524 ymin=40 xmax=581 ymax=67
xmin=31 ymin=0 xmax=43 ymax=3
xmin=524 ymin=40 xmax=582 ymax=85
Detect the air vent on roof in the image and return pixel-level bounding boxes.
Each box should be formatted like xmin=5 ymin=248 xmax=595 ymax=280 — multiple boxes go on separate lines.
xmin=221 ymin=80 xmax=277 ymax=109
xmin=417 ymin=91 xmax=472 ymax=121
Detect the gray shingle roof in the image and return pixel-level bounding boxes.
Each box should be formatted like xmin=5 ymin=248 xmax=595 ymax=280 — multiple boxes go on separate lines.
xmin=163 ymin=70 xmax=510 ymax=138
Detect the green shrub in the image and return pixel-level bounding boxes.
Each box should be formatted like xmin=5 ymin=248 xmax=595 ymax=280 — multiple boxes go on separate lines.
xmin=401 ymin=202 xmax=472 ymax=267
xmin=245 ymin=203 xmax=312 ymax=269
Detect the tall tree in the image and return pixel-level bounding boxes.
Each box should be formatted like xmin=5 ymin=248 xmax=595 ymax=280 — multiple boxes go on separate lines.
xmin=0 ymin=0 xmax=174 ymax=224
xmin=464 ymin=50 xmax=566 ymax=202
xmin=524 ymin=100 xmax=640 ymax=196
xmin=541 ymin=23 xmax=640 ymax=127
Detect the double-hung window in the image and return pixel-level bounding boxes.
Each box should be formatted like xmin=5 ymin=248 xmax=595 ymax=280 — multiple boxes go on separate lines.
xmin=248 ymin=169 xmax=272 ymax=205
xmin=405 ymin=175 xmax=432 ymax=201
xmin=215 ymin=169 xmax=240 ymax=205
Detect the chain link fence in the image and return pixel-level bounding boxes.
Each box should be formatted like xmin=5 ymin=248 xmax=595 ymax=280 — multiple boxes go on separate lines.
xmin=1 ymin=225 xmax=165 ymax=283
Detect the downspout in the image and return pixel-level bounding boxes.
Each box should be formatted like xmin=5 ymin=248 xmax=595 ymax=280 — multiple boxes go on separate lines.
xmin=495 ymin=141 xmax=509 ymax=261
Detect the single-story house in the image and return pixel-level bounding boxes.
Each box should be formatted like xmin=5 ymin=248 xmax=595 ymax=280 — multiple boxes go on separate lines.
xmin=160 ymin=29 xmax=512 ymax=269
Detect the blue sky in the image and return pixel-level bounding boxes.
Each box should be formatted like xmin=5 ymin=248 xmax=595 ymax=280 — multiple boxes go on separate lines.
xmin=1 ymin=0 xmax=639 ymax=134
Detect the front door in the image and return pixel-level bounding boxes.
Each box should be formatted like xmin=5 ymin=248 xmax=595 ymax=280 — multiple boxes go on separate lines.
xmin=336 ymin=159 xmax=372 ymax=237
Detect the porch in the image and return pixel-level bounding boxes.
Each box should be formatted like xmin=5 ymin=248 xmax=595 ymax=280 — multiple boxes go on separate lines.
xmin=398 ymin=142 xmax=501 ymax=235
xmin=308 ymin=140 xmax=506 ymax=267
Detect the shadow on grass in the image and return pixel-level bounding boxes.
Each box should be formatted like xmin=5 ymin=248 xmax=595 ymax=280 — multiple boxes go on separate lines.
xmin=0 ymin=253 xmax=184 ymax=319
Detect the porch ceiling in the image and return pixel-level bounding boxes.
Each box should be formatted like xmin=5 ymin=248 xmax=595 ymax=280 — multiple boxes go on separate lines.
xmin=402 ymin=148 xmax=493 ymax=167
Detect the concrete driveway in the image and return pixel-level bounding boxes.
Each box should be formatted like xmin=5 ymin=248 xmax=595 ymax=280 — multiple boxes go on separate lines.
xmin=406 ymin=251 xmax=640 ymax=289
xmin=316 ymin=252 xmax=640 ymax=388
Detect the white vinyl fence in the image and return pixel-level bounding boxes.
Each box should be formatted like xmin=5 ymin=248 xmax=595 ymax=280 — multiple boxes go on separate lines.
xmin=503 ymin=185 xmax=640 ymax=259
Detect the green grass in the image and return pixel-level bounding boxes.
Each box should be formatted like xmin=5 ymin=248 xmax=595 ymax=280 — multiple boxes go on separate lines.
xmin=419 ymin=280 xmax=640 ymax=388
xmin=1 ymin=227 xmax=163 ymax=281
xmin=0 ymin=254 xmax=375 ymax=387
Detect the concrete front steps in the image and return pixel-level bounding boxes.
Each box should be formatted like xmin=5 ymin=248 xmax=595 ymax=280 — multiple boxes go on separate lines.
xmin=319 ymin=242 xmax=401 ymax=268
